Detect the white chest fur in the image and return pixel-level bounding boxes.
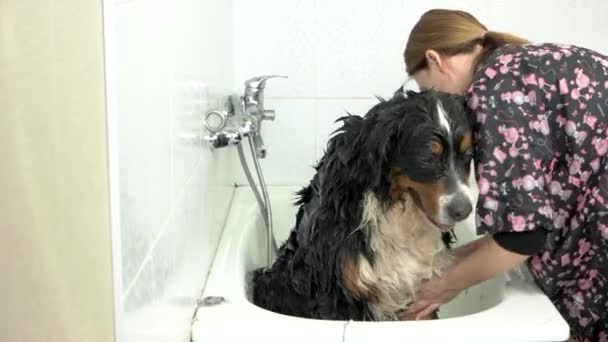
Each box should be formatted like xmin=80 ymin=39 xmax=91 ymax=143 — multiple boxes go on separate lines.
xmin=356 ymin=192 xmax=453 ymax=320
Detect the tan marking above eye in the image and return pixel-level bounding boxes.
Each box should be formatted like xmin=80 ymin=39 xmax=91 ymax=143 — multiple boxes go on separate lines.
xmin=430 ymin=140 xmax=443 ymax=155
xmin=459 ymin=131 xmax=473 ymax=154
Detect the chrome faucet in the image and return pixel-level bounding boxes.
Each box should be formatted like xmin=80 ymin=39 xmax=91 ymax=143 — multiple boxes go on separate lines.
xmin=202 ymin=75 xmax=286 ymax=264
xmin=203 ymin=75 xmax=286 ymax=158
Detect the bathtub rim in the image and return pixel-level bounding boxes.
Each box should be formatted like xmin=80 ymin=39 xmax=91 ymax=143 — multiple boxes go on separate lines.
xmin=193 ymin=185 xmax=569 ymax=341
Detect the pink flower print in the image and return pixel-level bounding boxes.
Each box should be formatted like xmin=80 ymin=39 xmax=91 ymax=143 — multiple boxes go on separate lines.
xmin=579 ymin=101 xmax=587 ymax=110
xmin=578 ymin=278 xmax=593 ymax=291
xmin=485 ymin=67 xmax=497 ymax=79
xmin=508 ymin=214 xmax=526 ymax=232
xmin=569 ymin=158 xmax=582 ymax=175
xmin=559 ymin=78 xmax=569 ymax=95
xmin=600 ymin=224 xmax=608 ymax=240
xmin=501 ymin=92 xmax=512 ymax=102
xmin=522 ymin=175 xmax=536 ymax=191
xmin=539 ymin=205 xmax=553 ymax=218
xmin=561 ymin=253 xmax=571 ymax=266
xmin=523 ymin=73 xmax=537 ymax=85
xmin=539 ymin=77 xmax=545 ymax=88
xmin=594 ymin=138 xmax=608 ymax=156
xmin=576 ymin=194 xmax=586 ymax=211
xmin=566 ymin=297 xmax=581 ymax=318
xmin=499 ymin=126 xmax=519 ymax=144
xmin=512 ymin=91 xmax=525 ymax=105
xmin=478 ymin=213 xmax=494 ymax=226
xmin=531 ymin=256 xmax=542 ymax=271
xmin=509 ymin=146 xmax=519 ymax=157
xmin=568 ymin=175 xmax=581 ymax=187
xmin=468 ymin=94 xmax=479 ymax=110
xmin=584 ymin=114 xmax=597 ymax=129
xmin=478 ymin=177 xmax=490 ymax=195
xmin=552 ymin=51 xmax=562 ymax=60
xmin=578 ymin=240 xmax=591 ymax=256
xmin=536 ymin=174 xmax=548 ymax=189
xmin=530 ymin=117 xmax=550 ymax=135
xmin=571 ymin=88 xmax=580 ymax=100
xmin=549 ymin=181 xmax=562 ymax=195
xmin=498 ymin=54 xmax=513 ymax=64
xmin=578 ymin=269 xmax=598 ymax=291
xmin=561 ymin=190 xmax=573 ymax=201
xmin=576 ymin=69 xmax=590 ymax=88
xmin=493 ymin=147 xmax=507 ymax=163
xmin=527 ymin=90 xmax=536 ymax=106
xmin=500 ymin=65 xmax=509 ymax=74
xmin=590 ymin=158 xmax=601 ymax=172
xmin=553 ymin=212 xmax=566 ymax=229
xmin=476 ymin=111 xmax=486 ymax=124
xmin=575 ymin=130 xmax=587 ymax=145
xmin=565 ymin=121 xmax=577 ymax=136
xmin=483 ymin=197 xmax=499 ymax=211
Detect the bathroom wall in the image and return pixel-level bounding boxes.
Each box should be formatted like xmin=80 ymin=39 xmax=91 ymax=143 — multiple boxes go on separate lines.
xmin=0 ymin=1 xmax=114 ymax=341
xmin=233 ymin=0 xmax=608 ymax=186
xmin=103 ymin=0 xmax=235 ymax=340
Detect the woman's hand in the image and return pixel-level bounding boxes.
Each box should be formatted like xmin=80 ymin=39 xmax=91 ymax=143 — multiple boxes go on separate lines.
xmin=399 ymin=236 xmax=529 ymax=321
xmin=399 ymin=274 xmax=462 ymax=320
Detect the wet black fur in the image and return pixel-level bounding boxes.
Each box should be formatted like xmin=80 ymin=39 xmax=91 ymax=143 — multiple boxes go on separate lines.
xmin=251 ymin=89 xmax=471 ymax=320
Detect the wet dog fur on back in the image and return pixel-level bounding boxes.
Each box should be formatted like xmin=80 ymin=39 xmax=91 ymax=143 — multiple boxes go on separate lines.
xmin=252 ymin=89 xmax=474 ymax=321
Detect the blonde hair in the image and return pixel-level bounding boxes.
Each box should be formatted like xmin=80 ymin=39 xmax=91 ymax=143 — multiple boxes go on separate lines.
xmin=404 ymin=9 xmax=530 ymax=75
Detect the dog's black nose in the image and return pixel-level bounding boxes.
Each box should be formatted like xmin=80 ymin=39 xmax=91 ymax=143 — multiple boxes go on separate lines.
xmin=447 ymin=195 xmax=472 ymax=221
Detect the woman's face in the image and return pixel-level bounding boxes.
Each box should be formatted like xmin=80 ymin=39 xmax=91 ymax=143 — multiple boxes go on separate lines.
xmin=414 ymin=45 xmax=483 ymax=95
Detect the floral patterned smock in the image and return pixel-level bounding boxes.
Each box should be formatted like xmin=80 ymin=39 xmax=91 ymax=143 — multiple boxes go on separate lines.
xmin=468 ymin=43 xmax=608 ymax=340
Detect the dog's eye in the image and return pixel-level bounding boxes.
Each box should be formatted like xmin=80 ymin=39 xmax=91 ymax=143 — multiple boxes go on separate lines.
xmin=430 ymin=140 xmax=443 ymax=156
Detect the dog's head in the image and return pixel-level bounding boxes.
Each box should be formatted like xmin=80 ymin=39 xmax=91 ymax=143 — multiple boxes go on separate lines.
xmin=367 ymin=89 xmax=473 ymax=232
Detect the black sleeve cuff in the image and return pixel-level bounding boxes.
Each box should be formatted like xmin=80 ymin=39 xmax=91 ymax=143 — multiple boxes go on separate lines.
xmin=493 ymin=229 xmax=548 ymax=255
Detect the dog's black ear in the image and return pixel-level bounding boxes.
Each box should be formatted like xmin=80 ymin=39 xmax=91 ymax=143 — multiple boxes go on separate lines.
xmin=363 ymin=111 xmax=404 ymax=191
xmin=391 ymin=87 xmax=405 ymax=100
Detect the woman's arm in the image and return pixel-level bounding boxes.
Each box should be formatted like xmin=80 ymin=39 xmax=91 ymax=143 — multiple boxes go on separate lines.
xmin=402 ymin=235 xmax=529 ymax=320
xmin=450 ymin=236 xmax=486 ymax=259
xmin=445 ymin=235 xmax=528 ymax=290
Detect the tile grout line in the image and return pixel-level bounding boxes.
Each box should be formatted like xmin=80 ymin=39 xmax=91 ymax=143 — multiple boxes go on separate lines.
xmin=121 ymin=155 xmax=204 ymax=301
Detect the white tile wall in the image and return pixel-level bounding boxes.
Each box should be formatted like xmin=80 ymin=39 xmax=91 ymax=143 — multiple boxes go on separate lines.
xmin=232 ymin=0 xmax=319 ymax=98
xmin=233 ymin=99 xmax=318 ymax=186
xmin=106 ymin=0 xmax=235 ymax=341
xmin=233 ymin=0 xmax=608 ymax=186
xmin=315 ymin=99 xmax=381 ymax=159
xmin=105 ymin=1 xmax=608 ymax=340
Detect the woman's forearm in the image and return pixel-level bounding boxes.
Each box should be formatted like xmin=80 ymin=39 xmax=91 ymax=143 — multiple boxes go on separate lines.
xmin=444 ymin=235 xmax=529 ymax=291
xmin=450 ymin=236 xmax=486 ymax=259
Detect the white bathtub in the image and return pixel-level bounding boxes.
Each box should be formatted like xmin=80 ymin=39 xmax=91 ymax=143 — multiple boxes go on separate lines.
xmin=192 ymin=185 xmax=569 ymax=342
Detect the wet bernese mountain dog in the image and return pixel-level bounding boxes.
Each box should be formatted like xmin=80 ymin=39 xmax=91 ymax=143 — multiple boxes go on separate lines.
xmin=252 ymin=89 xmax=474 ymax=321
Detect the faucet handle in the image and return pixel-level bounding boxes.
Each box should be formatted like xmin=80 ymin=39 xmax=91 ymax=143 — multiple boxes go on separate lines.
xmin=244 ymin=75 xmax=287 ymax=90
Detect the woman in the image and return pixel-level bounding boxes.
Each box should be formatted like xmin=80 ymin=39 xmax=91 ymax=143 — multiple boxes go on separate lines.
xmin=399 ymin=9 xmax=608 ymax=341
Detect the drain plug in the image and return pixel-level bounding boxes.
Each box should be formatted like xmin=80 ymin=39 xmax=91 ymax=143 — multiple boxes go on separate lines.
xmin=198 ymin=296 xmax=226 ymax=307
